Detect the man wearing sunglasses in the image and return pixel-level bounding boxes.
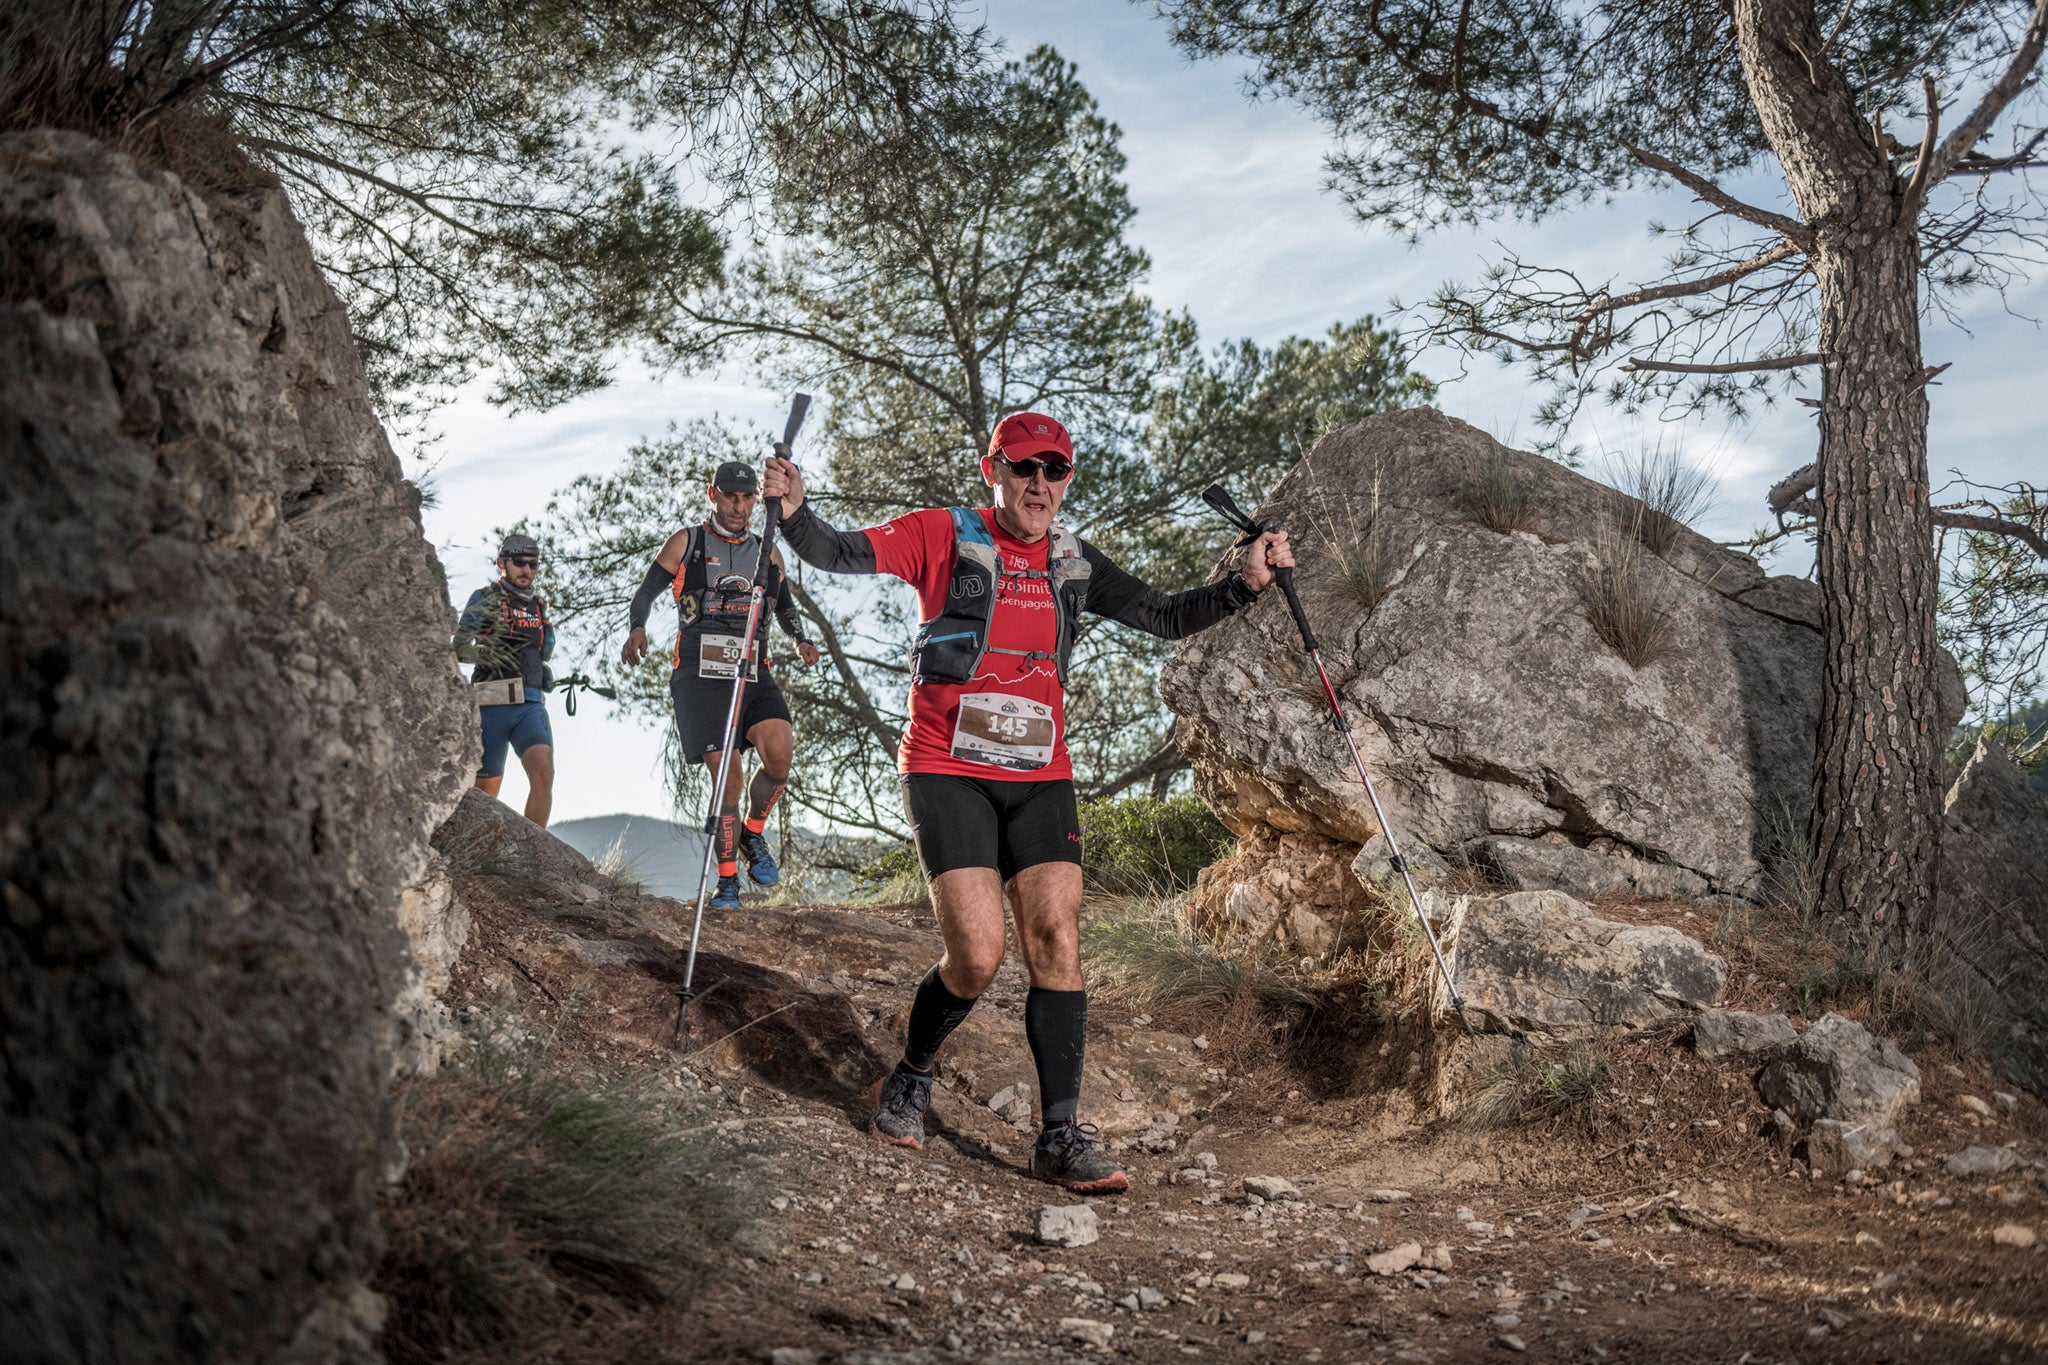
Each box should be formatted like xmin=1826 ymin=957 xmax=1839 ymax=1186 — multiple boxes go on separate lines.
xmin=455 ymin=533 xmax=557 ymax=827
xmin=762 ymin=412 xmax=1292 ymax=1195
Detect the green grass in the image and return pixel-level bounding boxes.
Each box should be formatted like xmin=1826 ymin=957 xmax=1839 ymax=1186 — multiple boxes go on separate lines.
xmin=1078 ymin=794 xmax=1235 ymax=896
xmin=379 ymin=1031 xmax=756 ymax=1362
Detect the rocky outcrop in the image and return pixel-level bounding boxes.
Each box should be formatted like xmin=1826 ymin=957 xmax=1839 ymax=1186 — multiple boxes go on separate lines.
xmin=1449 ymin=891 xmax=1726 ymax=1038
xmin=1940 ymin=738 xmax=2048 ymax=1098
xmin=1162 ymin=408 xmax=1964 ymax=903
xmin=0 ymin=131 xmax=473 ymax=1363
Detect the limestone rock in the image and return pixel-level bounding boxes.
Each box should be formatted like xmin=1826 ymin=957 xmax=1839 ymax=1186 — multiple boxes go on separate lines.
xmin=1941 ymin=739 xmax=2048 ymax=1098
xmin=1243 ymin=1175 xmax=1301 ymax=1201
xmin=1992 ymin=1224 xmax=2038 ymax=1248
xmin=1945 ymin=1145 xmax=2022 ymax=1179
xmin=1163 ymin=409 xmax=1962 ymax=903
xmin=1450 ymin=891 xmax=1727 ymax=1038
xmin=1367 ymin=1242 xmax=1424 ymax=1276
xmin=1035 ymin=1204 xmax=1101 ymax=1248
xmin=1061 ymin=1319 xmax=1114 ymax=1348
xmin=0 ymin=131 xmax=471 ymax=1363
xmin=1806 ymin=1120 xmax=1903 ymax=1177
xmin=1759 ymin=1013 xmax=1921 ymax=1129
xmin=1694 ymin=1009 xmax=1800 ymax=1063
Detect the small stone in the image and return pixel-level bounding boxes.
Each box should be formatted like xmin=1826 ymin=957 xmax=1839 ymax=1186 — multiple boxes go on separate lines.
xmin=1245 ymin=1330 xmax=1268 ymax=1344
xmin=1959 ymin=1094 xmax=1994 ymax=1118
xmin=1212 ymin=1272 xmax=1251 ymax=1289
xmin=1371 ymin=1189 xmax=1413 ymax=1202
xmin=1817 ymin=1307 xmax=1851 ymax=1329
xmin=1992 ymin=1224 xmax=2037 ymax=1248
xmin=1693 ymin=1008 xmax=1799 ymax=1062
xmin=1061 ymin=1318 xmax=1115 ymax=1348
xmin=770 ymin=1351 xmax=821 ymax=1365
xmin=1424 ymin=1244 xmax=1453 ymax=1271
xmin=891 ymin=1273 xmax=916 ymax=1291
xmin=1456 ymin=1206 xmax=1476 ymax=1221
xmin=1367 ymin=1242 xmax=1424 ymax=1276
xmin=1193 ymin=1034 xmax=1210 ymax=1050
xmin=1491 ymin=1314 xmax=1522 ymax=1329
xmin=569 ymin=881 xmax=603 ymax=904
xmin=1117 ymin=1292 xmax=1140 ymax=1312
xmin=1946 ymin=1145 xmax=2022 ymax=1178
xmin=1566 ymin=1204 xmax=1604 ymax=1229
xmin=1036 ymin=1204 xmax=1102 ymax=1248
xmin=1993 ymin=1090 xmax=2020 ymax=1113
xmin=1138 ymin=1287 xmax=1166 ymax=1310
xmin=1175 ymin=1168 xmax=1208 ymax=1186
xmin=1496 ymin=1334 xmax=1527 ymax=1352
xmin=1244 ymin=1175 xmax=1301 ymax=1201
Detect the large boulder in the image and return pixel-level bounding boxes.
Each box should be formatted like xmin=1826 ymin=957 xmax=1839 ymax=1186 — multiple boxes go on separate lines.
xmin=1450 ymin=891 xmax=1727 ymax=1038
xmin=1758 ymin=1012 xmax=1922 ymax=1129
xmin=0 ymin=131 xmax=473 ymax=1363
xmin=1940 ymin=738 xmax=2048 ymax=1097
xmin=1162 ymin=408 xmax=1964 ymax=902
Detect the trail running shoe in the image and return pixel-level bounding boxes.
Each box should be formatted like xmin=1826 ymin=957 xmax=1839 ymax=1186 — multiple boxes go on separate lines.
xmin=871 ymin=1067 xmax=934 ymax=1149
xmin=1032 ymin=1122 xmax=1129 ymax=1195
xmin=708 ymin=873 xmax=742 ymax=910
xmin=739 ymin=828 xmax=780 ymax=886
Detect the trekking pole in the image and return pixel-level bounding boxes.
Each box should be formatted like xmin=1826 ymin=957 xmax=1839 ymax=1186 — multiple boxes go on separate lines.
xmin=1200 ymin=483 xmax=1476 ymax=1031
xmin=675 ymin=393 xmax=812 ymax=1041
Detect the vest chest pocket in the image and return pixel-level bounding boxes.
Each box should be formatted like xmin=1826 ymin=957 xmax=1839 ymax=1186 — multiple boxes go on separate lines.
xmin=949 ymin=692 xmax=1056 ymax=771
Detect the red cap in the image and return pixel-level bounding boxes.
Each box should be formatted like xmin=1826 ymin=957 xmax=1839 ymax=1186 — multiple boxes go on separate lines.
xmin=988 ymin=412 xmax=1073 ymax=464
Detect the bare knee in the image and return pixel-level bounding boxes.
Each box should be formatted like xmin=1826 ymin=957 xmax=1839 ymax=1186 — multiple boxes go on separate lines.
xmin=523 ymin=747 xmax=554 ymax=788
xmin=941 ymin=949 xmax=1003 ymax=998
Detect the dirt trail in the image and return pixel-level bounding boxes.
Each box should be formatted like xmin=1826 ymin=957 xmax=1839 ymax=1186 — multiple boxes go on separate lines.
xmin=440 ymin=857 xmax=2048 ymax=1364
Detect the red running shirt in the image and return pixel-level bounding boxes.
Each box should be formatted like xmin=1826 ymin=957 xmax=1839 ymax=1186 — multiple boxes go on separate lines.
xmin=866 ymin=508 xmax=1072 ymax=781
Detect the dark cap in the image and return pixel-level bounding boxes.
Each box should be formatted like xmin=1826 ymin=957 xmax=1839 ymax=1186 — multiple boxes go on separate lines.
xmin=712 ymin=461 xmax=759 ymax=494
xmin=498 ymin=532 xmax=540 ymax=559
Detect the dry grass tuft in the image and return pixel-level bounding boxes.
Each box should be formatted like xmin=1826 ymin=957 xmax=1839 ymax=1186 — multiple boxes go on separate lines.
xmin=1465 ymin=1037 xmax=1610 ymax=1132
xmin=1301 ymin=454 xmax=1409 ymax=613
xmin=378 ymin=1030 xmax=755 ymax=1363
xmin=1464 ymin=447 xmax=1543 ymax=536
xmin=1601 ymin=442 xmax=1716 ymax=556
xmin=1584 ymin=514 xmax=1683 ymax=668
xmin=1083 ymin=897 xmax=1322 ymax=1026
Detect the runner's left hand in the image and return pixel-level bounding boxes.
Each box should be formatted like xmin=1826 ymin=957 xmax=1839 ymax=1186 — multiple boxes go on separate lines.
xmin=1240 ymin=530 xmax=1293 ymax=592
xmin=797 ymin=641 xmax=820 ymax=668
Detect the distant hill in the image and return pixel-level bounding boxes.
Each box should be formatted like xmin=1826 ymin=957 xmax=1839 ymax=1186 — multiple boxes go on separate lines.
xmin=550 ymin=813 xmax=892 ymax=902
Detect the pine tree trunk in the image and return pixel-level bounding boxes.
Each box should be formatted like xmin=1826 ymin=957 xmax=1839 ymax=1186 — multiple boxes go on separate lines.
xmin=1735 ymin=0 xmax=1946 ymax=940
xmin=1807 ymin=227 xmax=1945 ymax=938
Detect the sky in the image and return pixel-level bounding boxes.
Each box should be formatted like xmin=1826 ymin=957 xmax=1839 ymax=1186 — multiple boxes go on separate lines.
xmin=416 ymin=0 xmax=2047 ymax=826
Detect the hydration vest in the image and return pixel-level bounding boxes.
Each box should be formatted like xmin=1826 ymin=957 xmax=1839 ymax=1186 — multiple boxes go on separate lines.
xmin=911 ymin=508 xmax=1093 ymax=685
xmin=671 ymin=523 xmax=774 ymax=667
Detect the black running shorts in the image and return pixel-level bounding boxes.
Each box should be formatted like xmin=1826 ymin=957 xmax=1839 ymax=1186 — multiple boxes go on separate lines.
xmin=901 ymin=772 xmax=1083 ymax=882
xmin=670 ymin=667 xmax=792 ymax=763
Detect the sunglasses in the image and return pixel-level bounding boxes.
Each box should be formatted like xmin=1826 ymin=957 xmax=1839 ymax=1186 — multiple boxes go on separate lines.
xmin=994 ymin=452 xmax=1074 ymax=483
xmin=505 ymin=555 xmax=540 ymax=568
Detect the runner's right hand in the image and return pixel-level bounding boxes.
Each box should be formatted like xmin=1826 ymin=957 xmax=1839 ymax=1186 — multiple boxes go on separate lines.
xmin=762 ymin=456 xmax=804 ymax=515
xmin=622 ymin=626 xmax=648 ymax=666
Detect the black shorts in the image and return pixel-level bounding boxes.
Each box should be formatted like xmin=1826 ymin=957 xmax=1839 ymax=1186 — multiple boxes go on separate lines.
xmin=901 ymin=772 xmax=1082 ymax=882
xmin=670 ymin=667 xmax=792 ymax=763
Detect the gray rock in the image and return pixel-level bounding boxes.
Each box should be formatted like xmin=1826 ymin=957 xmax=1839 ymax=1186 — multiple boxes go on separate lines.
xmin=1451 ymin=891 xmax=1728 ymax=1038
xmin=770 ymin=1351 xmax=822 ymax=1365
xmin=1806 ymin=1120 xmax=1903 ymax=1177
xmin=1060 ymin=1318 xmax=1115 ymax=1348
xmin=1758 ymin=1013 xmax=1922 ymax=1128
xmin=1695 ymin=1009 xmax=1800 ymax=1063
xmin=1995 ymin=1090 xmax=2021 ymax=1113
xmin=1497 ymin=1333 xmax=1528 ymax=1352
xmin=1035 ymin=1204 xmax=1101 ymax=1248
xmin=1161 ymin=409 xmax=1964 ymax=904
xmin=1137 ymin=1287 xmax=1166 ymax=1310
xmin=0 ymin=131 xmax=472 ymax=1363
xmin=1942 ymin=739 xmax=2048 ymax=1099
xmin=1993 ymin=1224 xmax=2038 ymax=1248
xmin=1243 ymin=1175 xmax=1301 ymax=1201
xmin=1959 ymin=1093 xmax=1994 ymax=1118
xmin=1945 ymin=1145 xmax=2023 ymax=1179
xmin=1371 ymin=1188 xmax=1413 ymax=1202
xmin=1367 ymin=1241 xmax=1424 ymax=1276
xmin=1470 ymin=835 xmax=1709 ymax=901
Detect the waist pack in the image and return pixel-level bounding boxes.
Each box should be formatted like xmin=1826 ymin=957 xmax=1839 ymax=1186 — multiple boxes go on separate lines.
xmin=473 ymin=678 xmax=525 ymax=707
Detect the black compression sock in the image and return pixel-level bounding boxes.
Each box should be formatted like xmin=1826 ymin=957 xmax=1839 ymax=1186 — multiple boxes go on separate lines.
xmin=904 ymin=965 xmax=978 ymax=1072
xmin=1025 ymin=987 xmax=1087 ymax=1127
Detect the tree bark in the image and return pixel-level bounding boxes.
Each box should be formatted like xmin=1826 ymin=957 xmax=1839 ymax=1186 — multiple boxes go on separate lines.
xmin=1734 ymin=0 xmax=1946 ymax=939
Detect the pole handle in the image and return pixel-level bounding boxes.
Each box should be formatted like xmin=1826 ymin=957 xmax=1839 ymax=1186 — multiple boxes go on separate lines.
xmin=1273 ymin=566 xmax=1319 ymax=651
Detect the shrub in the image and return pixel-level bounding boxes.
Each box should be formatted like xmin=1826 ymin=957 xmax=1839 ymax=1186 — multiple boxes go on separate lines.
xmin=854 ymin=842 xmax=927 ymax=903
xmin=1079 ymin=794 xmax=1235 ymax=895
xmin=1584 ymin=515 xmax=1682 ymax=667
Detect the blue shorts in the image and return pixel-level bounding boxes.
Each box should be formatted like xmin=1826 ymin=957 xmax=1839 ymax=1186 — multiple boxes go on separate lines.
xmin=477 ymin=699 xmax=552 ymax=778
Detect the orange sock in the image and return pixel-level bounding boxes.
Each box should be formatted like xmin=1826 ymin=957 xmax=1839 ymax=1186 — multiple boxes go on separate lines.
xmin=744 ymin=816 xmax=767 ymax=834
